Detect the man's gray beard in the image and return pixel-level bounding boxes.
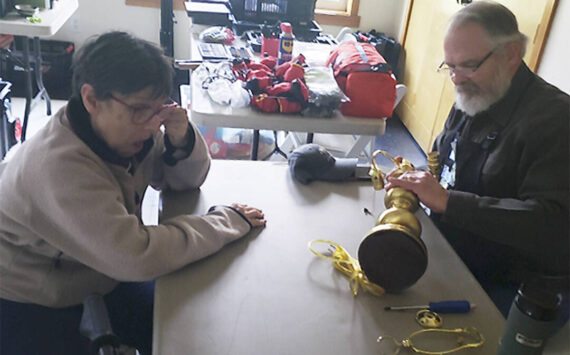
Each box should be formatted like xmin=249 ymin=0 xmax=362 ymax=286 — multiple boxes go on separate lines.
xmin=454 ymin=69 xmax=512 ymax=116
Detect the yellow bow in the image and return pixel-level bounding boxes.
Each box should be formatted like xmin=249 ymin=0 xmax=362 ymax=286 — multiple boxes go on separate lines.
xmin=308 ymin=239 xmax=385 ymax=297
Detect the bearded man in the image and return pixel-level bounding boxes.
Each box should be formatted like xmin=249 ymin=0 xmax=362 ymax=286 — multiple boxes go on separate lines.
xmin=386 ymin=1 xmax=569 ymax=317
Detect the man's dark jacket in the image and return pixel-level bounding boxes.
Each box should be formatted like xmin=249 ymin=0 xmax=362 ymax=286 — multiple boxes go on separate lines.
xmin=433 ymin=62 xmax=569 ymax=283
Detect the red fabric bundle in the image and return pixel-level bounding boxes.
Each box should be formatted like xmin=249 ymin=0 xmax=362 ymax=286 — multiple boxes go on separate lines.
xmin=326 ymin=42 xmax=397 ymax=118
xmin=251 ymin=94 xmax=279 ymax=112
xmin=259 ymin=55 xmax=278 ymax=69
xmin=245 ymin=54 xmax=308 ymax=114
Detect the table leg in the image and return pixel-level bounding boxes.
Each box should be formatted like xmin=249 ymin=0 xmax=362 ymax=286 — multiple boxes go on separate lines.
xmin=250 ymin=129 xmax=259 ymax=160
xmin=21 ymin=37 xmax=33 ymax=142
xmin=345 ymin=135 xmax=375 ymax=158
xmin=32 ymin=37 xmax=51 ymax=116
xmin=260 ymin=131 xmax=288 ymax=160
xmin=0 ymin=95 xmax=8 ymax=158
xmin=19 ymin=36 xmax=52 ymax=142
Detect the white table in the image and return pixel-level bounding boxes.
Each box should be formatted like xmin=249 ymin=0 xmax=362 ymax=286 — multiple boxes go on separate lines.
xmin=188 ymin=76 xmax=385 ymax=160
xmin=0 ymin=0 xmax=78 ymax=37
xmin=154 ymin=160 xmax=506 ymax=354
xmin=184 ymin=28 xmax=386 ymax=160
xmin=0 ymin=0 xmax=78 ymax=141
xmin=154 ymin=160 xmax=570 ymax=354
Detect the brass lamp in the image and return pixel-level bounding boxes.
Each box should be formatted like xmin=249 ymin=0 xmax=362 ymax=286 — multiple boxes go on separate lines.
xmin=357 ymin=150 xmax=428 ymax=292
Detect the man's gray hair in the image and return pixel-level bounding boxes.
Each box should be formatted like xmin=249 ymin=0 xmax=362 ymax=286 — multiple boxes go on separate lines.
xmin=449 ymin=1 xmax=528 ymax=57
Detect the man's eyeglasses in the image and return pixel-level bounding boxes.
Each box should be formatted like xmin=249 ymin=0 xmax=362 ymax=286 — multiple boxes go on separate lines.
xmin=437 ymin=49 xmax=496 ymax=77
xmin=109 ymin=94 xmax=173 ymax=125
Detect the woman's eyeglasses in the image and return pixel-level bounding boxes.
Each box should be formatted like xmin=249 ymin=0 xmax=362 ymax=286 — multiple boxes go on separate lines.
xmin=109 ymin=94 xmax=175 ymax=124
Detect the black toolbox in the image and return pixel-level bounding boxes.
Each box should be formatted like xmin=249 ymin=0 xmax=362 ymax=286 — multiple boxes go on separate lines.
xmin=3 ymin=38 xmax=75 ymax=100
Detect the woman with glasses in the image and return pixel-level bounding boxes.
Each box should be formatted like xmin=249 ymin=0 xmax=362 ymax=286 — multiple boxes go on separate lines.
xmin=0 ymin=31 xmax=266 ymax=355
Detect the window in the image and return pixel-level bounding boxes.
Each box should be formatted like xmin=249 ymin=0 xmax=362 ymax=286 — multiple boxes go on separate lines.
xmin=315 ymin=0 xmax=360 ymax=27
xmin=125 ymin=0 xmax=185 ymax=11
xmin=316 ymin=0 xmax=348 ymax=12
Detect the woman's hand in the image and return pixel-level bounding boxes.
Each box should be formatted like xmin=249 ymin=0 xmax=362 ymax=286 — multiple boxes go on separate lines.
xmin=385 ymin=170 xmax=449 ymax=213
xmin=231 ymin=203 xmax=267 ymax=227
xmin=158 ymin=102 xmax=190 ymax=148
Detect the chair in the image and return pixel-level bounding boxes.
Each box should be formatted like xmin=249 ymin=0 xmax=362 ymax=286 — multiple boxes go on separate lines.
xmin=335 ymin=27 xmax=356 ymax=43
xmin=280 ymin=84 xmax=407 ymax=159
xmin=334 ymin=27 xmax=408 ymax=159
xmin=394 ymin=83 xmax=408 ymax=108
xmin=345 ymin=83 xmax=407 ymax=159
xmin=270 ymin=28 xmax=407 ymax=160
xmin=80 ymin=294 xmax=139 ymax=355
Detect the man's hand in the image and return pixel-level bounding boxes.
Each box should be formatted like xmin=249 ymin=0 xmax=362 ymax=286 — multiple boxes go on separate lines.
xmin=158 ymin=103 xmax=190 ymax=148
xmin=385 ymin=170 xmax=449 ymax=213
xmin=231 ymin=203 xmax=267 ymax=227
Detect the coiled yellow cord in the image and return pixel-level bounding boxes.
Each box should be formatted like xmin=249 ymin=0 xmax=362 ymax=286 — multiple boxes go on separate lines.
xmin=308 ymin=239 xmax=385 ymax=297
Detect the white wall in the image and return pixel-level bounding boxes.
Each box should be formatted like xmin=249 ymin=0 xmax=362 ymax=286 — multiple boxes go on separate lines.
xmin=537 ymin=0 xmax=570 ymax=94
xmin=320 ymin=0 xmax=407 ymax=40
xmin=49 ymin=0 xmax=191 ymax=58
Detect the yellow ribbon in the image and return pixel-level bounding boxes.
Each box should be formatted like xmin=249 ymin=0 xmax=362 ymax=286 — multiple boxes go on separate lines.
xmin=308 ymin=239 xmax=385 ymax=297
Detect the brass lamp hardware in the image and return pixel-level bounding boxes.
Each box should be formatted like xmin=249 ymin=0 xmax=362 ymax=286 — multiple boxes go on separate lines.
xmin=377 ymin=327 xmax=485 ymax=355
xmin=358 ymin=150 xmax=428 ymax=292
xmin=416 ymin=310 xmax=443 ymax=328
xmin=427 ymin=151 xmax=442 ymax=180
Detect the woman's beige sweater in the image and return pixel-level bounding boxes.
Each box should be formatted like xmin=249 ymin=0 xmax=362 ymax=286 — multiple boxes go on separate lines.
xmin=0 ymin=106 xmax=251 ymax=307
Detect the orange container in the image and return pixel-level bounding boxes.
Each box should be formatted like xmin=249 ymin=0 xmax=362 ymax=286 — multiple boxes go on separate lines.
xmin=261 ymin=36 xmax=279 ymax=57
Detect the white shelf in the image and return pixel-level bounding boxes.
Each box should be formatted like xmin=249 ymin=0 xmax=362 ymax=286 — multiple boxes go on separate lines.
xmin=0 ymin=0 xmax=78 ymax=37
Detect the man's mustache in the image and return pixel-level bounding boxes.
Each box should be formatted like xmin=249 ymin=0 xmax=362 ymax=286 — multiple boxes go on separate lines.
xmin=456 ymin=82 xmax=480 ymax=95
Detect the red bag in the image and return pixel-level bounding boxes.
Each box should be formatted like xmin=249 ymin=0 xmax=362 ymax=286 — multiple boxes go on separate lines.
xmin=326 ymin=42 xmax=397 ymax=118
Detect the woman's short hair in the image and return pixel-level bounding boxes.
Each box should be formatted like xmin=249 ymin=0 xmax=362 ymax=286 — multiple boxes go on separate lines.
xmin=71 ymin=31 xmax=173 ymax=100
xmin=449 ymin=1 xmax=528 ymax=56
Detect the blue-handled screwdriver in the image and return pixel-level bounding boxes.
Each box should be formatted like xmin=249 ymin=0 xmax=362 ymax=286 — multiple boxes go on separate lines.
xmin=384 ymin=300 xmax=475 ymax=313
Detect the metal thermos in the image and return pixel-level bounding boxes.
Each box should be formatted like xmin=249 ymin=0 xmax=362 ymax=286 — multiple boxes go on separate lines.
xmin=498 ymin=283 xmax=562 ymax=355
